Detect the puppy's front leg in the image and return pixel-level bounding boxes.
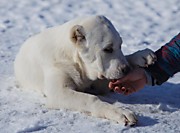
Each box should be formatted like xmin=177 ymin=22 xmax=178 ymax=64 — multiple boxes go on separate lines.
xmin=126 ymin=48 xmax=157 ymax=68
xmin=44 ymin=67 xmax=137 ymax=126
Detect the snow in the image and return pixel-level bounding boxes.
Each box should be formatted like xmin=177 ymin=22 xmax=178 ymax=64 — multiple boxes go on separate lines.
xmin=0 ymin=0 xmax=180 ymax=132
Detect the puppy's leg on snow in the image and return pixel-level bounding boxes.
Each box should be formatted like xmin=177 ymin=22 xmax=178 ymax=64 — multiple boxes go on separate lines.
xmin=44 ymin=68 xmax=137 ymax=126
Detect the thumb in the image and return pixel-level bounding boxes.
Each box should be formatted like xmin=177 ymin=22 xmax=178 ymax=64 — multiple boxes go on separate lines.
xmin=112 ymin=75 xmax=129 ymax=85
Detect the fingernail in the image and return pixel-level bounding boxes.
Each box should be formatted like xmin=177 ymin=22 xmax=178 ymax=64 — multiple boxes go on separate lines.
xmin=121 ymin=87 xmax=126 ymax=91
xmin=108 ymin=82 xmax=113 ymax=89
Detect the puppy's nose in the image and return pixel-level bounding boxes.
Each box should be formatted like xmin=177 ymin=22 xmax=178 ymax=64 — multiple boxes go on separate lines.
xmin=122 ymin=66 xmax=131 ymax=75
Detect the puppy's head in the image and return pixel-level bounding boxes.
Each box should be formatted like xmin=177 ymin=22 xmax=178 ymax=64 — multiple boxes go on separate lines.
xmin=70 ymin=15 xmax=130 ymax=80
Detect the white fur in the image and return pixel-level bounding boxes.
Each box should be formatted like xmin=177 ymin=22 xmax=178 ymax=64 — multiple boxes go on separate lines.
xmin=14 ymin=15 xmax=156 ymax=126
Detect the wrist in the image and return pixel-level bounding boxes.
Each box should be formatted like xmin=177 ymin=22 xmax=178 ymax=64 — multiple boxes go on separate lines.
xmin=144 ymin=70 xmax=153 ymax=86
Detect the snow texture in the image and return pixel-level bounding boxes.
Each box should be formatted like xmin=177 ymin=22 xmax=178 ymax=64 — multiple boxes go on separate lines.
xmin=0 ymin=0 xmax=180 ymax=133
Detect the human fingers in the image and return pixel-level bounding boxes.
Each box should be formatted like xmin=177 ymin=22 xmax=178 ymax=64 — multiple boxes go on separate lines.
xmin=124 ymin=87 xmax=137 ymax=95
xmin=109 ymin=80 xmax=126 ymax=89
xmin=108 ymin=81 xmax=115 ymax=89
xmin=114 ymin=86 xmax=126 ymax=93
xmin=111 ymin=76 xmax=129 ymax=85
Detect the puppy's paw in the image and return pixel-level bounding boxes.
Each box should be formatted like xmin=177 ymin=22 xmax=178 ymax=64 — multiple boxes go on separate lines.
xmin=104 ymin=106 xmax=138 ymax=126
xmin=116 ymin=109 xmax=138 ymax=126
xmin=130 ymin=48 xmax=157 ymax=67
xmin=140 ymin=48 xmax=157 ymax=67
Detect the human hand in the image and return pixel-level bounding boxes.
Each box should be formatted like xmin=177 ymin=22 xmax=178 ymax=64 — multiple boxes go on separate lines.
xmin=109 ymin=68 xmax=147 ymax=95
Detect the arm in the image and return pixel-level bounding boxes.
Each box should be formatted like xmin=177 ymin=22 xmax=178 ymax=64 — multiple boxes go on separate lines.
xmin=146 ymin=32 xmax=180 ymax=85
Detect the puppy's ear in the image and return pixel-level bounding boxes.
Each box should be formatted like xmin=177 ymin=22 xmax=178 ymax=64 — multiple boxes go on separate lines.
xmin=70 ymin=25 xmax=86 ymax=44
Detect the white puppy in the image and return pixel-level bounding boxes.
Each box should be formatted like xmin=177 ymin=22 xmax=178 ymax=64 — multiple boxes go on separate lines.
xmin=14 ymin=15 xmax=156 ymax=126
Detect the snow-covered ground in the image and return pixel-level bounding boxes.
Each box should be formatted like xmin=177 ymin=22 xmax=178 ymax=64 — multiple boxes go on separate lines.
xmin=0 ymin=0 xmax=180 ymax=132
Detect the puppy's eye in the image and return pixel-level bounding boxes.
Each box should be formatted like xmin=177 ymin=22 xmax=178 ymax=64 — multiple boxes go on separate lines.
xmin=103 ymin=46 xmax=113 ymax=53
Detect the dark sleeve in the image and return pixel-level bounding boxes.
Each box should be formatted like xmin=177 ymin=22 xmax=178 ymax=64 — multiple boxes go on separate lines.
xmin=146 ymin=32 xmax=180 ymax=85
